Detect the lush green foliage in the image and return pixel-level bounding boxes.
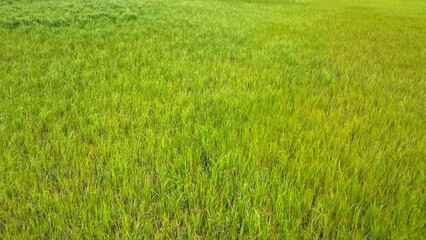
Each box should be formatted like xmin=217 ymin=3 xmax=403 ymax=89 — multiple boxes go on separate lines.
xmin=1 ymin=0 xmax=425 ymax=238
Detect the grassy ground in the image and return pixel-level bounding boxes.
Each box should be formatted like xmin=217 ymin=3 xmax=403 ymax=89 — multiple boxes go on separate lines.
xmin=1 ymin=0 xmax=425 ymax=238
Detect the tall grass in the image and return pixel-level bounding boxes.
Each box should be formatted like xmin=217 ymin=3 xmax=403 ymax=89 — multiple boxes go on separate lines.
xmin=1 ymin=0 xmax=425 ymax=238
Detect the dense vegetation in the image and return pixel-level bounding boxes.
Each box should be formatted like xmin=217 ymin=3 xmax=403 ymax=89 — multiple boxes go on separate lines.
xmin=1 ymin=0 xmax=425 ymax=238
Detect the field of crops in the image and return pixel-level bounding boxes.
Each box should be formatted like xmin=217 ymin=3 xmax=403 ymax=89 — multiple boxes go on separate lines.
xmin=1 ymin=0 xmax=425 ymax=238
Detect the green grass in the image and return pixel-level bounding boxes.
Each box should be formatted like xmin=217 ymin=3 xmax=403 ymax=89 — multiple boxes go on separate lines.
xmin=1 ymin=0 xmax=425 ymax=238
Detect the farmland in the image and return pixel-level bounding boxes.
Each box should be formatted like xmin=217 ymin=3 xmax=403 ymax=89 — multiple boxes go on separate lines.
xmin=1 ymin=0 xmax=425 ymax=238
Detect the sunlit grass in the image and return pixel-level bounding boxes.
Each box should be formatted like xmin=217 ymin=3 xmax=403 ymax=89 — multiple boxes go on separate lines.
xmin=1 ymin=0 xmax=425 ymax=238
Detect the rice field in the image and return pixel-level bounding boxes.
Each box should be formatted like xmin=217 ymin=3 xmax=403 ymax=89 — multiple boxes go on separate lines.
xmin=1 ymin=0 xmax=425 ymax=238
